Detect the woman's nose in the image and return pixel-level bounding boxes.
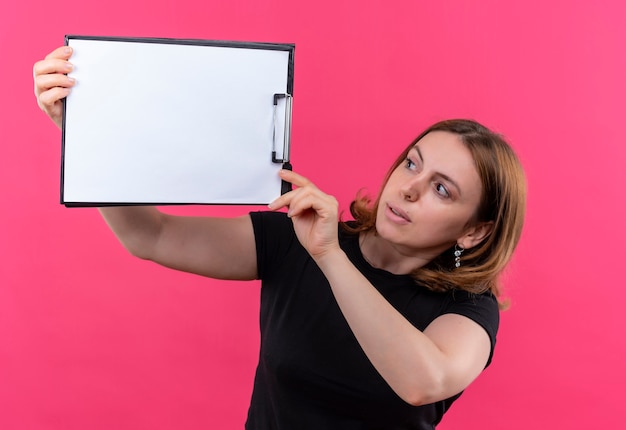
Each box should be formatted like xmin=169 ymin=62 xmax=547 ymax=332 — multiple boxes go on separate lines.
xmin=400 ymin=177 xmax=422 ymax=202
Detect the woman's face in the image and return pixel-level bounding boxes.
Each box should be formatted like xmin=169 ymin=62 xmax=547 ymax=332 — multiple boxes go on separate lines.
xmin=376 ymin=131 xmax=485 ymax=260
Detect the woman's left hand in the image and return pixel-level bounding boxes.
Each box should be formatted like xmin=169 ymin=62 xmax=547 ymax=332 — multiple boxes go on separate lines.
xmin=268 ymin=170 xmax=340 ymax=260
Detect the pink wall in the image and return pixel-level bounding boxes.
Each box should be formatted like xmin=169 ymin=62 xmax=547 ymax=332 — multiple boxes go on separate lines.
xmin=2 ymin=1 xmax=625 ymax=428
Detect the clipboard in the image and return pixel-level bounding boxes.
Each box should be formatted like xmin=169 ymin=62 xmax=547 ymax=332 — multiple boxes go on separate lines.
xmin=61 ymin=35 xmax=295 ymax=207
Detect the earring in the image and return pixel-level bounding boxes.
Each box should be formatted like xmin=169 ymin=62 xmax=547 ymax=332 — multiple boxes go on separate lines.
xmin=454 ymin=244 xmax=464 ymax=268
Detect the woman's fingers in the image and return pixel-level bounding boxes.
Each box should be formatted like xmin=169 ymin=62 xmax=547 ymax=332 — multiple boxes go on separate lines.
xmin=33 ymin=46 xmax=73 ymax=86
xmin=33 ymin=46 xmax=75 ymax=128
xmin=278 ymin=169 xmax=312 ymax=188
xmin=268 ymin=170 xmax=314 ymax=211
xmin=35 ymin=72 xmax=75 ymax=97
xmin=284 ymin=189 xmax=317 ymax=218
xmin=37 ymin=85 xmax=71 ymax=109
xmin=33 ymin=57 xmax=73 ymax=80
xmin=289 ymin=187 xmax=337 ymax=218
xmin=268 ymin=170 xmax=340 ymax=257
xmin=268 ymin=171 xmax=337 ymax=218
xmin=44 ymin=46 xmax=74 ymax=60
xmin=33 ymin=57 xmax=74 ymax=97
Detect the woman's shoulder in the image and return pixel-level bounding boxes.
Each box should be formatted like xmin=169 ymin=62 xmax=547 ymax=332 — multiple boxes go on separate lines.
xmin=440 ymin=288 xmax=500 ymax=363
xmin=439 ymin=288 xmax=500 ymax=325
xmin=249 ymin=210 xmax=293 ymax=234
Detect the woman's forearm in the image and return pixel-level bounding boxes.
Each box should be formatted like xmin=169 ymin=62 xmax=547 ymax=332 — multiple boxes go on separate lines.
xmin=313 ymin=249 xmax=489 ymax=406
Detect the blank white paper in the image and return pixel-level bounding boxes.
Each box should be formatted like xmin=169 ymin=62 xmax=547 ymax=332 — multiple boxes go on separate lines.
xmin=62 ymin=37 xmax=293 ymax=205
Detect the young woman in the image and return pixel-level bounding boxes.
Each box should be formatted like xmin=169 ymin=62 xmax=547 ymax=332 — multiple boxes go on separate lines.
xmin=34 ymin=46 xmax=526 ymax=429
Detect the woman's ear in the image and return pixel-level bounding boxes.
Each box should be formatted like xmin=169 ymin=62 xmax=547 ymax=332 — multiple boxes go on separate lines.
xmin=458 ymin=221 xmax=494 ymax=249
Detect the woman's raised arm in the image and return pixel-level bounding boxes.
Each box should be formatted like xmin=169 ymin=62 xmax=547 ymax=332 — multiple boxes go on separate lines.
xmin=34 ymin=47 xmax=258 ymax=281
xmin=99 ymin=207 xmax=257 ymax=280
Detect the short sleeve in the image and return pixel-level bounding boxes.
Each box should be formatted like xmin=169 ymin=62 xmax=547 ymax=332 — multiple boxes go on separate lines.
xmin=249 ymin=211 xmax=298 ymax=280
xmin=442 ymin=290 xmax=500 ymax=367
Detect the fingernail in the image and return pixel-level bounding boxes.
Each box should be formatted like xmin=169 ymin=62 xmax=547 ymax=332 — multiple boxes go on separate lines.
xmin=65 ymin=63 xmax=74 ymax=71
xmin=64 ymin=46 xmax=73 ymax=55
xmin=67 ymin=77 xmax=76 ymax=84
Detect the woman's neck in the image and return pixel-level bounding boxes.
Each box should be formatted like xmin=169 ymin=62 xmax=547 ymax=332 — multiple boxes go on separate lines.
xmin=358 ymin=231 xmax=432 ymax=275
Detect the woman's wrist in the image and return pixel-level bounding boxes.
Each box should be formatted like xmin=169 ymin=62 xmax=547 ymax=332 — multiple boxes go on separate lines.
xmin=312 ymin=246 xmax=350 ymax=274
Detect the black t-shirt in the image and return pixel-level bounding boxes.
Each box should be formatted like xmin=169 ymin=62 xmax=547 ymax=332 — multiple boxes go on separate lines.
xmin=246 ymin=211 xmax=499 ymax=429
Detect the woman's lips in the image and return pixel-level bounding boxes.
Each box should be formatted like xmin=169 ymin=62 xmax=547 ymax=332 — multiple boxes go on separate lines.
xmin=386 ymin=204 xmax=411 ymax=223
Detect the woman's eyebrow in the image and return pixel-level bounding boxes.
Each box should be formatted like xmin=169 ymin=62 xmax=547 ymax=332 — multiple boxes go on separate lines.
xmin=411 ymin=145 xmax=423 ymax=163
xmin=438 ymin=172 xmax=462 ymax=196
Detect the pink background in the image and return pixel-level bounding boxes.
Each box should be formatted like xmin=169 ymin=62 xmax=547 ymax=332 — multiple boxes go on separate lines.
xmin=2 ymin=0 xmax=625 ymax=428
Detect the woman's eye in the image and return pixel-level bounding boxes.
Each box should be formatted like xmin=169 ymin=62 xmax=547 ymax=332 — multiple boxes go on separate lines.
xmin=435 ymin=183 xmax=450 ymax=198
xmin=405 ymin=157 xmax=416 ymax=170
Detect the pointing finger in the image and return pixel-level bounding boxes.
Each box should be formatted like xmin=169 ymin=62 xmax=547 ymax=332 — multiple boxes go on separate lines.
xmin=279 ymin=169 xmax=314 ymax=188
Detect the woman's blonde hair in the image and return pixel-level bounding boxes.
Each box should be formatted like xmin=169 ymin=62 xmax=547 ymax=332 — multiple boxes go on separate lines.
xmin=343 ymin=119 xmax=526 ymax=306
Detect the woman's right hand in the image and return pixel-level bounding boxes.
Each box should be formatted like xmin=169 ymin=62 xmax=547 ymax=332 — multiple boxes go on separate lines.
xmin=33 ymin=46 xmax=76 ymax=129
